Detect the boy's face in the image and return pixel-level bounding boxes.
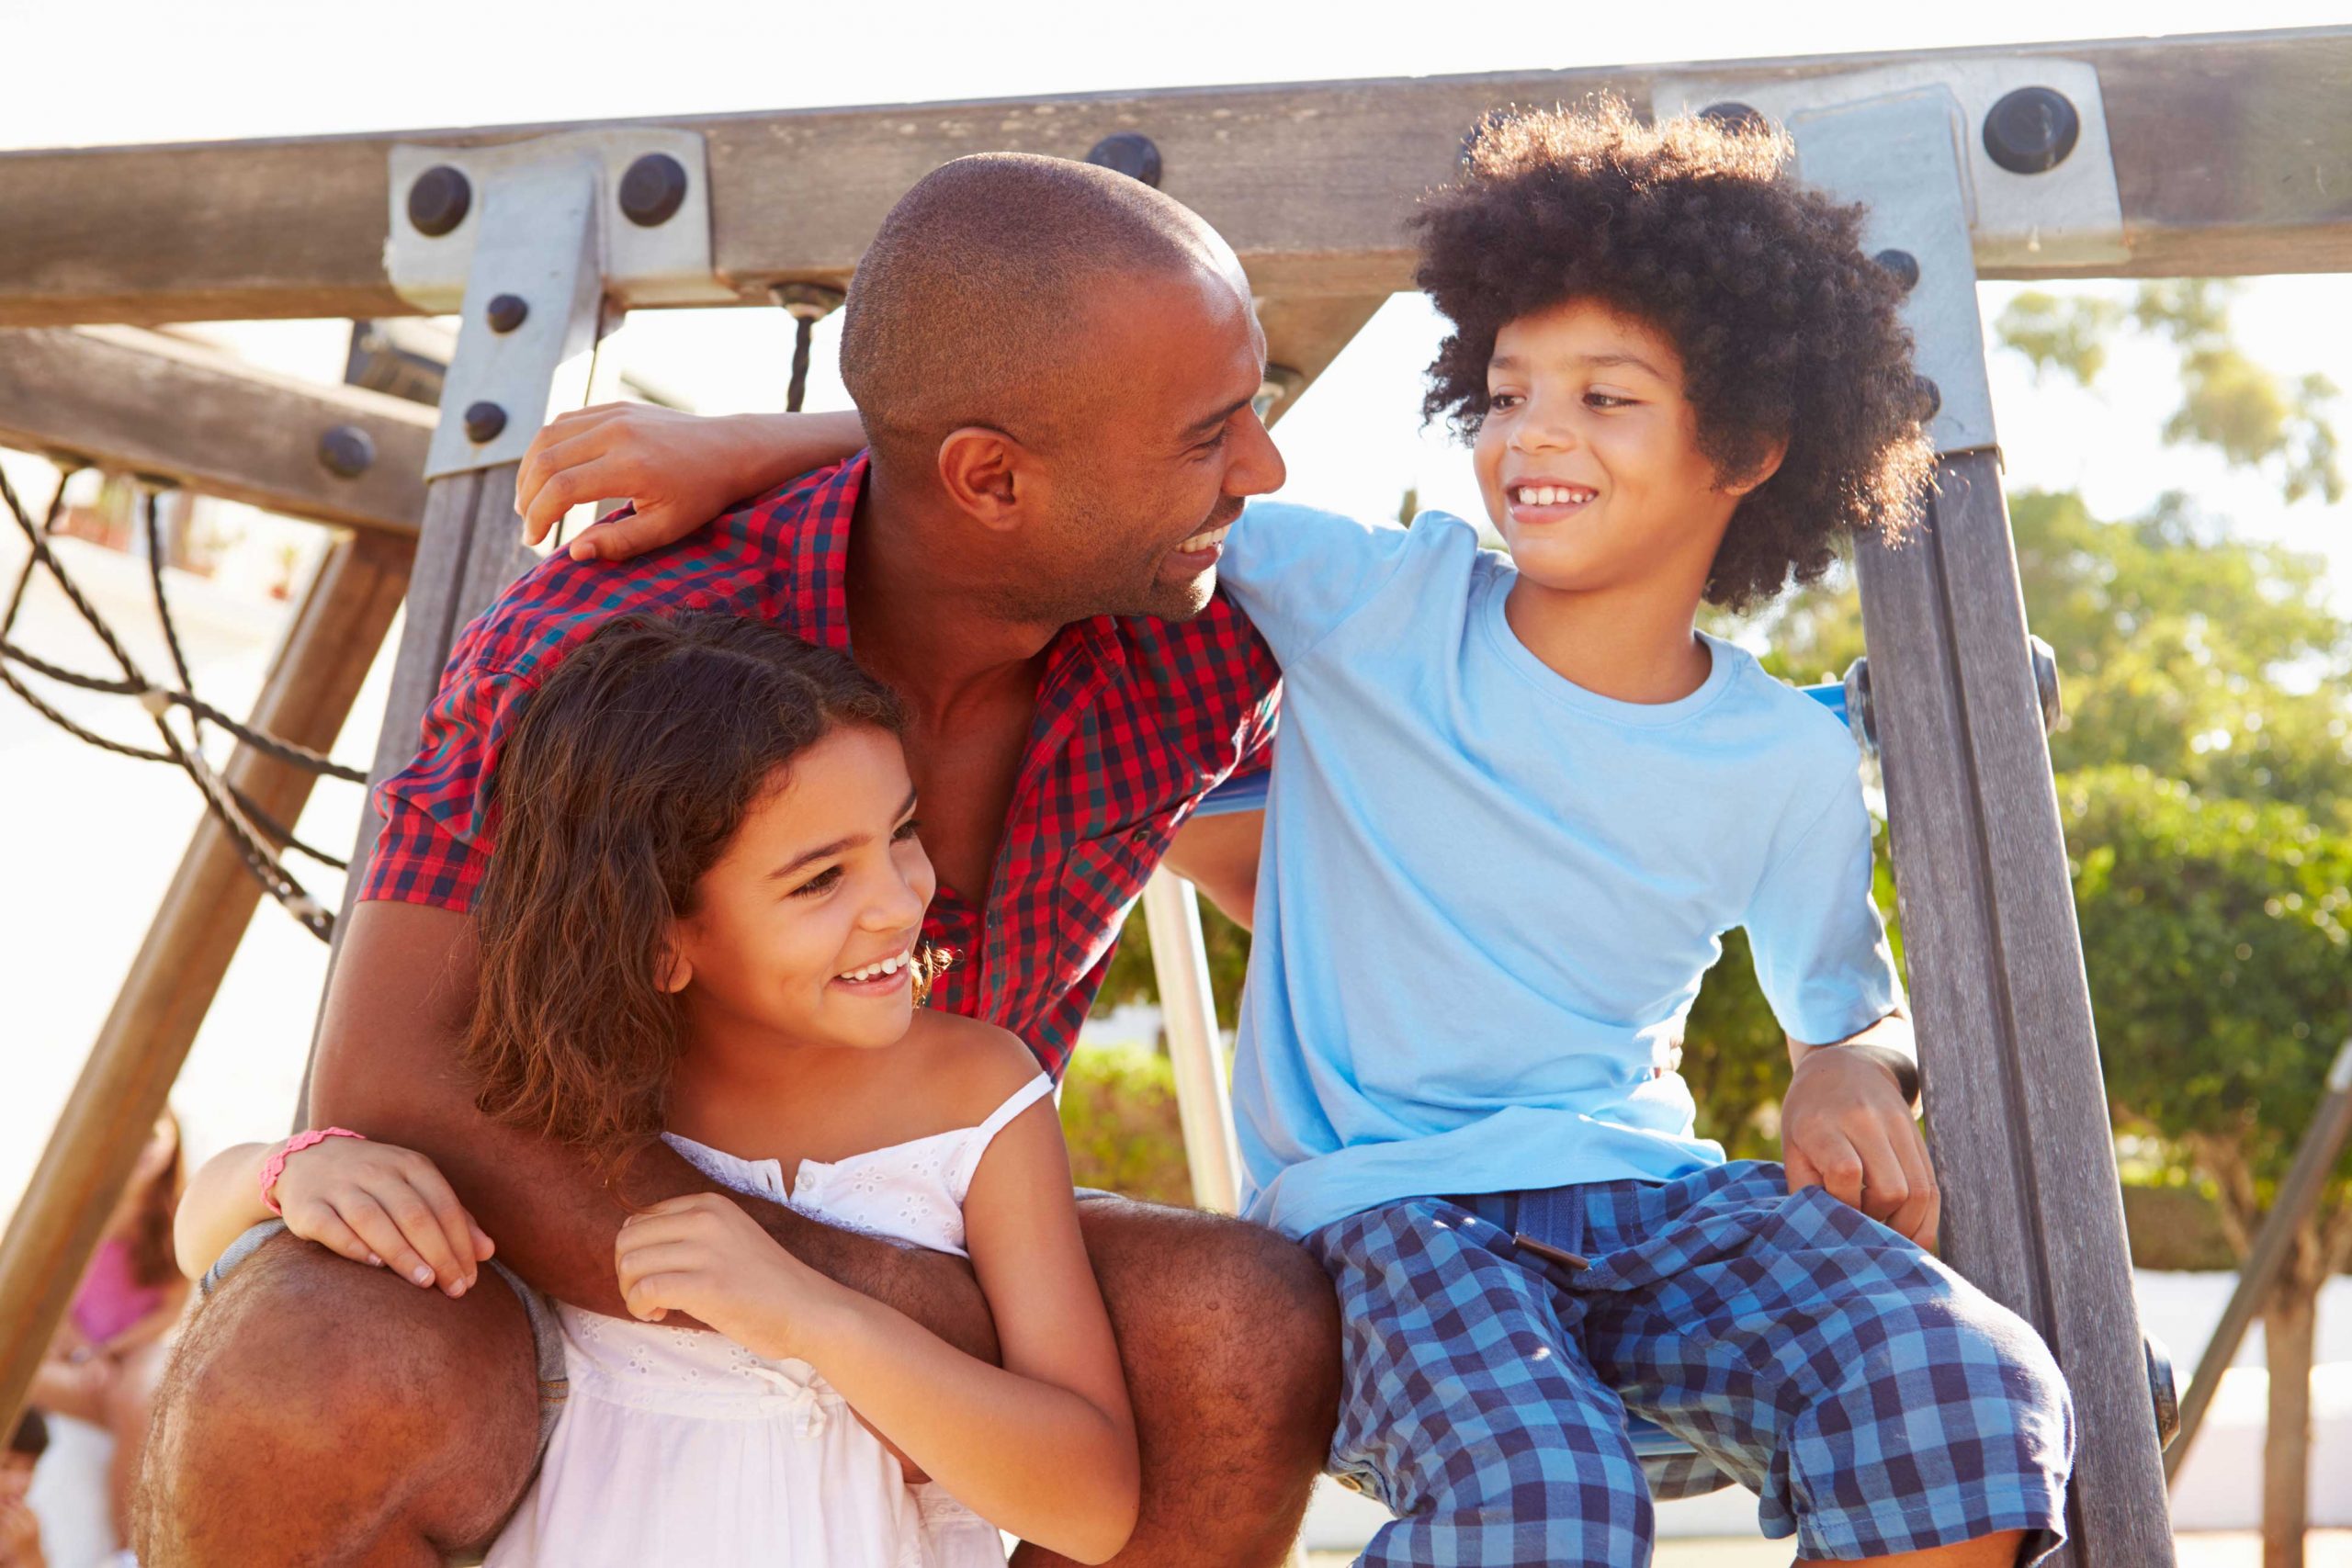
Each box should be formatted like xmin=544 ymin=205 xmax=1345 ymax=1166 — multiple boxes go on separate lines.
xmin=1473 ymin=299 xmax=1765 ymax=599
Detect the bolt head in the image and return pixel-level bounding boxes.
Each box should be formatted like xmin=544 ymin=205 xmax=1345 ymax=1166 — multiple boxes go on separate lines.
xmin=1085 ymin=132 xmax=1163 ymax=189
xmin=1872 ymin=249 xmax=1920 ymax=293
xmin=485 ymin=294 xmax=529 ymax=333
xmin=317 ymin=423 xmax=376 ymax=479
xmin=618 ymin=152 xmax=690 ymax=227
xmin=463 ymin=401 xmax=508 ymax=445
xmin=1982 ymin=86 xmax=2080 ymax=175
xmin=406 ymin=164 xmax=472 ymax=238
xmin=770 ymin=282 xmax=846 ymax=322
xmin=1915 ymin=376 xmax=1942 ymax=421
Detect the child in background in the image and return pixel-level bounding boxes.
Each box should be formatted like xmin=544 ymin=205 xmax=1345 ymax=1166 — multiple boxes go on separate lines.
xmin=177 ymin=612 xmax=1138 ymax=1567
xmin=28 ymin=1111 xmax=185 ymax=1546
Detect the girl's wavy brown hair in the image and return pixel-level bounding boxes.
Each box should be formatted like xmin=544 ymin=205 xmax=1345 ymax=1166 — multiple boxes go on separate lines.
xmin=462 ymin=612 xmax=919 ymax=1183
xmin=1416 ymin=98 xmax=1935 ymax=611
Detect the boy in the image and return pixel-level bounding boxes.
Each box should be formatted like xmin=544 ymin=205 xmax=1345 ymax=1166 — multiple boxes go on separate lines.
xmin=1214 ymin=104 xmax=2071 ymax=1565
xmin=515 ymin=107 xmax=2073 ymax=1565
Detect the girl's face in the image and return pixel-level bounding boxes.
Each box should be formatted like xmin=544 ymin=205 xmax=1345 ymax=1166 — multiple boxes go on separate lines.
xmin=1472 ymin=298 xmax=1770 ymax=597
xmin=669 ymin=724 xmax=936 ymax=1053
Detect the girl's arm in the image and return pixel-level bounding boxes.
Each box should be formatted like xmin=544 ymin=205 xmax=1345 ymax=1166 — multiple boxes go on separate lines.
xmin=93 ymin=1277 xmax=190 ymax=1358
xmin=619 ymin=1100 xmax=1140 ymax=1564
xmin=175 ymin=1137 xmax=494 ymax=1298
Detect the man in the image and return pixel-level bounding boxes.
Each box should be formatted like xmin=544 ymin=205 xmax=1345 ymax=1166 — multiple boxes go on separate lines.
xmin=139 ymin=154 xmax=1334 ymax=1568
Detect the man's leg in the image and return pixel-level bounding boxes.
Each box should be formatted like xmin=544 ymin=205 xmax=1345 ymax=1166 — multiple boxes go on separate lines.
xmin=135 ymin=1229 xmax=542 ymax=1566
xmin=1012 ymin=1196 xmax=1340 ymax=1568
xmin=1306 ymin=1198 xmax=1653 ymax=1567
xmin=1566 ymin=1163 xmax=2073 ymax=1567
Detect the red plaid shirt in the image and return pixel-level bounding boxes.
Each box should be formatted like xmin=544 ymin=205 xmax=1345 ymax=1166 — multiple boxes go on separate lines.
xmin=361 ymin=455 xmax=1279 ymax=1077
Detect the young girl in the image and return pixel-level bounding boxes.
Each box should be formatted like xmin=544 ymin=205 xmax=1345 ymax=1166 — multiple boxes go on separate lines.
xmin=176 ymin=611 xmax=1139 ymax=1567
xmin=33 ymin=1111 xmax=187 ymax=1548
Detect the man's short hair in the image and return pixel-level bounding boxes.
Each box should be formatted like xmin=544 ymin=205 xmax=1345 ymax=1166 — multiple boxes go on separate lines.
xmin=7 ymin=1408 xmax=47 ymax=1462
xmin=841 ymin=152 xmax=1227 ymax=463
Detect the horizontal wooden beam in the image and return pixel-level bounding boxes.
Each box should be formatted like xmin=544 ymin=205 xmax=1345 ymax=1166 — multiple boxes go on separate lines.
xmin=1 ymin=28 xmax=2345 ymax=330
xmin=0 ymin=328 xmax=432 ymax=533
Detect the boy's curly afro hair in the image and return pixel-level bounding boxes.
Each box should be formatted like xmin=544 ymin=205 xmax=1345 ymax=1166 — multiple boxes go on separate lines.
xmin=1416 ymin=98 xmax=1934 ymax=611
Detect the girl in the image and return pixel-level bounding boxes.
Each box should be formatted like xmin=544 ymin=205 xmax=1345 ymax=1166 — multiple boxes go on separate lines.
xmin=176 ymin=612 xmax=1139 ymax=1567
xmin=32 ymin=1111 xmax=187 ymax=1548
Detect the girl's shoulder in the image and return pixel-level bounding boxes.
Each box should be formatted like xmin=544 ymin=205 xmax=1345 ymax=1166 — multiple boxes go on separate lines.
xmin=899 ymin=1010 xmax=1052 ymax=1129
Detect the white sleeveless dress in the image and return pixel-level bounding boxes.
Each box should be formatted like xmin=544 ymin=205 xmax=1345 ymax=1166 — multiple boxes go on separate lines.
xmin=485 ymin=1075 xmax=1055 ymax=1567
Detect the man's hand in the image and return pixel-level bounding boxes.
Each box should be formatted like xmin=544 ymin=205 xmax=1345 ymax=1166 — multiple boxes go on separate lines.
xmin=1781 ymin=1043 xmax=1939 ymax=1250
xmin=514 ymin=404 xmax=865 ymax=562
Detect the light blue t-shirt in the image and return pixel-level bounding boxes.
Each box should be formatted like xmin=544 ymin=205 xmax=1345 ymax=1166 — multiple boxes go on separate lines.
xmin=1219 ymin=502 xmax=1904 ymax=1240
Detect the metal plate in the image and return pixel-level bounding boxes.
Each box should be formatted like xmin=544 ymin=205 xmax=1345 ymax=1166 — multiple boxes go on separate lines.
xmin=1652 ymin=58 xmax=2125 ymax=272
xmin=1786 ymin=87 xmax=1999 ymax=456
xmin=387 ymin=129 xmax=733 ymax=312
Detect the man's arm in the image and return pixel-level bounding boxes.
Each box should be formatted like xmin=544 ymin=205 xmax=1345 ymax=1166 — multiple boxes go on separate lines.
xmin=1159 ymin=808 xmax=1263 ymax=931
xmin=515 ymin=406 xmax=866 ymax=561
xmin=307 ymin=898 xmax=1000 ymax=1364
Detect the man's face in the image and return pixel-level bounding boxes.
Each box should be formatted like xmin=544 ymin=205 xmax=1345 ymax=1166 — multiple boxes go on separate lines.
xmin=1023 ymin=265 xmax=1285 ymax=623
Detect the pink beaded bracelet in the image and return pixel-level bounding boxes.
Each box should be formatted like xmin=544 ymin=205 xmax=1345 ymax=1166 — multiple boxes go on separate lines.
xmin=259 ymin=1127 xmax=366 ymax=1215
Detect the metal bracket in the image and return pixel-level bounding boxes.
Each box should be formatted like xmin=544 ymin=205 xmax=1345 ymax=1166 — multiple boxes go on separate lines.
xmin=390 ymin=133 xmax=729 ymax=479
xmin=1651 ymin=58 xmax=2125 ymax=273
xmin=386 ymin=130 xmax=731 ymax=312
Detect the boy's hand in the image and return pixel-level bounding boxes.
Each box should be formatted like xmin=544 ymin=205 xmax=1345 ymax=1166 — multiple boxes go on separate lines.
xmin=1780 ymin=1047 xmax=1939 ymax=1250
xmin=616 ymin=1193 xmax=844 ymax=1360
xmin=273 ymin=1138 xmax=495 ymax=1298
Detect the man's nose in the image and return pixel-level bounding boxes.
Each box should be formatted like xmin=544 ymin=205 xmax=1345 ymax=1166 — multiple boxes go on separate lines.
xmin=1227 ymin=407 xmax=1287 ymax=499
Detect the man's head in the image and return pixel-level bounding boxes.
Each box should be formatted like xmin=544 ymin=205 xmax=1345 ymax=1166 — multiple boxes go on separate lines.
xmin=842 ymin=152 xmax=1283 ymax=623
xmin=1416 ymin=101 xmax=1933 ymax=612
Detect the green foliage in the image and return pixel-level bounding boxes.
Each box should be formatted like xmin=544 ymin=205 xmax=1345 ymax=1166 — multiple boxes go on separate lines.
xmin=1057 ymin=1043 xmax=1193 ymax=1205
xmin=1092 ymin=890 xmax=1252 ymax=1018
xmin=1993 ymin=279 xmax=2345 ymax=504
xmin=2064 ymin=765 xmax=2352 ymax=1197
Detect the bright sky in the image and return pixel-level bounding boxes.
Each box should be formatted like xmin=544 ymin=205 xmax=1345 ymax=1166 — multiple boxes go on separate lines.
xmin=2 ymin=1 xmax=2347 ymax=1207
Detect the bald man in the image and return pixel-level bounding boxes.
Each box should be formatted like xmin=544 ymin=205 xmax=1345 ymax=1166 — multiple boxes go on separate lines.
xmin=137 ymin=156 xmax=1336 ymax=1568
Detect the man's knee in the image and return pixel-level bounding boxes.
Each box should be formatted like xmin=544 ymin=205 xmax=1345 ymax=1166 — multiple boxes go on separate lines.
xmin=1082 ymin=1199 xmax=1339 ymax=1459
xmin=140 ymin=1232 xmax=538 ymax=1557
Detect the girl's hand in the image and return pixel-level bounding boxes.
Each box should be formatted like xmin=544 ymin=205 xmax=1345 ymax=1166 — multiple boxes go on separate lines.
xmin=615 ymin=1193 xmax=841 ymax=1359
xmin=272 ymin=1138 xmax=495 ymax=1299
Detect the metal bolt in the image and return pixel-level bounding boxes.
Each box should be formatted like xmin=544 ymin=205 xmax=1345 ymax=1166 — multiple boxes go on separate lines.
xmin=1085 ymin=132 xmax=1163 ymax=189
xmin=1841 ymin=656 xmax=1877 ymax=756
xmin=317 ymin=423 xmax=376 ymax=479
xmin=1915 ymin=376 xmax=1942 ymax=421
xmin=406 ymin=164 xmax=472 ymax=237
xmin=1982 ymin=86 xmax=2080 ymax=175
xmin=2029 ymin=634 xmax=2064 ymax=735
xmin=770 ymin=283 xmax=845 ymax=322
xmin=1699 ymin=101 xmax=1768 ymax=136
xmin=618 ymin=152 xmax=690 ymax=227
xmin=486 ymin=294 xmax=529 ymax=333
xmin=463 ymin=400 xmax=508 ymax=445
xmin=1872 ymin=249 xmax=1920 ymax=293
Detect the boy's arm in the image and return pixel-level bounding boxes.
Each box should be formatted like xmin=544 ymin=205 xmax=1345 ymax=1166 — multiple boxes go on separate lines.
xmin=1159 ymin=807 xmax=1264 ymax=931
xmin=1781 ymin=1011 xmax=1939 ymax=1249
xmin=310 ymin=899 xmax=1000 ymax=1365
xmin=514 ymin=406 xmax=866 ymax=561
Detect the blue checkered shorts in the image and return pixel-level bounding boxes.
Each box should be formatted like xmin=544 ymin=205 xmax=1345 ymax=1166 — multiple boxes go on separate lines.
xmin=1304 ymin=1160 xmax=2074 ymax=1566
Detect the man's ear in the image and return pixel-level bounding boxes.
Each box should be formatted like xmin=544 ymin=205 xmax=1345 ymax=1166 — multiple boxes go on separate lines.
xmin=936 ymin=426 xmax=1037 ymax=534
xmin=1725 ymin=434 xmax=1790 ymax=498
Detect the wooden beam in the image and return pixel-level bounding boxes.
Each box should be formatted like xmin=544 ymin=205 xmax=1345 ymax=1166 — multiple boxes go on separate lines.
xmin=0 ymin=328 xmax=433 ymax=533
xmin=0 ymin=527 xmax=411 ymax=1435
xmin=2 ymin=28 xmax=2345 ymax=329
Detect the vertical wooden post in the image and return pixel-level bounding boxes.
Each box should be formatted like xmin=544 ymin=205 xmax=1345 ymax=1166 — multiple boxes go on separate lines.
xmin=1859 ymin=455 xmax=2175 ymax=1568
xmin=1142 ymin=872 xmax=1243 ymax=1214
xmin=0 ymin=527 xmax=411 ymax=1429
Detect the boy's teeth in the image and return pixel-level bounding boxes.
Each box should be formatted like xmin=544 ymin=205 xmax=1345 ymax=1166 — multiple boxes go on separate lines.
xmin=1515 ymin=485 xmax=1593 ymax=506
